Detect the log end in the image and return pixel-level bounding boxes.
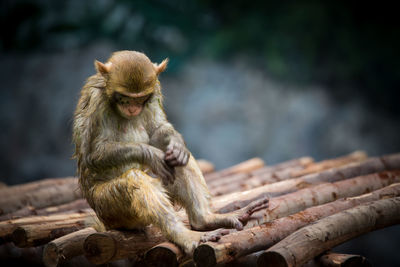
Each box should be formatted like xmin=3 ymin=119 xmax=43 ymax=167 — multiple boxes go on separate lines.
xmin=144 ymin=242 xmax=181 ymax=267
xmin=43 ymin=243 xmax=60 ymax=267
xmin=12 ymin=227 xmax=29 ymax=248
xmin=257 ymin=251 xmax=288 ymax=267
xmin=193 ymin=244 xmax=217 ymax=267
xmin=84 ymin=233 xmax=116 ymax=264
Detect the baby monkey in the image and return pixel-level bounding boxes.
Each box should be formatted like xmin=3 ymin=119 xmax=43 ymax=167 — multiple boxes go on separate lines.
xmin=73 ymin=51 xmax=268 ymax=254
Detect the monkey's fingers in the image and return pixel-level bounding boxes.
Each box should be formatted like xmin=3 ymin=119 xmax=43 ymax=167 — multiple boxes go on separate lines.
xmin=181 ymin=151 xmax=189 ymax=166
xmin=165 ymin=153 xmax=176 ymax=161
xmin=177 ymin=149 xmax=185 ymax=165
xmin=166 ymin=159 xmax=179 ymax=167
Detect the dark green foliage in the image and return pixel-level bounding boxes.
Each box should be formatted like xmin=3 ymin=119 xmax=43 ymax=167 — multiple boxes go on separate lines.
xmin=1 ymin=0 xmax=399 ymax=113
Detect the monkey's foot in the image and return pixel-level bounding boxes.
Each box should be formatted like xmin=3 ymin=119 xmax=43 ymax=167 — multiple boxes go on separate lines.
xmin=237 ymin=197 xmax=269 ymax=225
xmin=191 ymin=197 xmax=269 ymax=232
xmin=219 ymin=197 xmax=269 ymax=231
xmin=199 ymin=228 xmax=230 ymax=243
xmin=179 ymin=229 xmax=230 ymax=255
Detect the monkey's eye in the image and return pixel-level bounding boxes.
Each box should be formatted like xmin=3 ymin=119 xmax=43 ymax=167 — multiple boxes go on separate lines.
xmin=114 ymin=93 xmax=130 ymax=104
xmin=133 ymin=94 xmax=152 ymax=105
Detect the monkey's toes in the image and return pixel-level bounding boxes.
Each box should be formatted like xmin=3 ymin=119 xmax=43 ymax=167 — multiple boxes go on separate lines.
xmin=200 ymin=229 xmax=230 ymax=243
xmin=238 ymin=197 xmax=269 ymax=223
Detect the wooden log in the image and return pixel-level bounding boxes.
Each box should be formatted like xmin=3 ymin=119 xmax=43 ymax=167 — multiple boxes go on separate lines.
xmin=0 ymin=178 xmax=82 ymax=215
xmin=208 ymin=156 xmax=313 ymax=191
xmin=0 ymin=199 xmax=90 ymax=221
xmin=84 ymin=227 xmax=166 ymax=265
xmin=257 ymin=197 xmax=400 ymax=267
xmin=210 ymin=166 xmax=303 ymax=196
xmin=0 ymin=210 xmax=95 ymax=245
xmin=291 ymin=151 xmax=367 ymax=177
xmin=246 ymin=170 xmax=400 ymax=227
xmin=196 ymin=159 xmax=215 ymax=174
xmin=304 ymin=252 xmax=372 ymax=267
xmin=251 ymin=157 xmax=314 ymax=176
xmin=144 ymin=242 xmax=184 ymax=267
xmin=204 ymin=158 xmax=265 ymax=182
xmin=193 ymin=182 xmax=400 ymax=266
xmin=0 ymin=177 xmax=77 ymax=201
xmin=212 ymin=153 xmax=400 ymax=213
xmin=12 ymin=213 xmax=98 ymax=247
xmin=43 ymin=227 xmax=97 ymax=267
xmin=208 ymin=173 xmax=250 ymax=191
xmin=212 ymin=152 xmax=368 ymax=197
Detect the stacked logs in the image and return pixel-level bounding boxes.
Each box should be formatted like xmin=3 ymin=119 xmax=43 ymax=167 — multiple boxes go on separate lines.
xmin=0 ymin=151 xmax=399 ymax=267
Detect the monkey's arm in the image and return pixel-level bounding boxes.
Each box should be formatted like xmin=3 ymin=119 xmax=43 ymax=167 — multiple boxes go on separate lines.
xmin=149 ymin=122 xmax=190 ymax=167
xmin=88 ymin=141 xmax=175 ymax=184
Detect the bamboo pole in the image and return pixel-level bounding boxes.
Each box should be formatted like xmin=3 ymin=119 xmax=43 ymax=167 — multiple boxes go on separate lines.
xmin=43 ymin=227 xmax=97 ymax=267
xmin=193 ymin=182 xmax=400 ymax=266
xmin=212 ymin=153 xmax=400 ymax=213
xmin=257 ymin=197 xmax=400 ymax=267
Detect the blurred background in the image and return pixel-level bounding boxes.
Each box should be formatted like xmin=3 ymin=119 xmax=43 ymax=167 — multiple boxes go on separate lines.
xmin=1 ymin=0 xmax=399 ymax=265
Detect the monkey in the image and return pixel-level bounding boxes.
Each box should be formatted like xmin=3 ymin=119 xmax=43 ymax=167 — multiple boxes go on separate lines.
xmin=72 ymin=50 xmax=268 ymax=254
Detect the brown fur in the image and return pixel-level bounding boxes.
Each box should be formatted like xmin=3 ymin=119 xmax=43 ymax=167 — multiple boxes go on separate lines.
xmin=72 ymin=51 xmax=268 ymax=254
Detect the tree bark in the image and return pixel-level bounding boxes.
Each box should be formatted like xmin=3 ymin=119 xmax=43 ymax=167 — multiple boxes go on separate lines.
xmin=204 ymin=158 xmax=265 ymax=182
xmin=290 ymin=151 xmax=367 ymax=177
xmin=0 ymin=199 xmax=90 ymax=221
xmin=212 ymin=153 xmax=400 ymax=213
xmin=0 ymin=177 xmax=77 ymax=200
xmin=0 ymin=178 xmax=82 ymax=215
xmin=83 ymin=227 xmax=166 ymax=265
xmin=208 ymin=156 xmax=314 ymax=193
xmin=0 ymin=210 xmax=95 ymax=245
xmin=257 ymin=197 xmax=400 ymax=267
xmin=12 ymin=214 xmax=98 ymax=247
xmin=193 ymin=182 xmax=400 ymax=266
xmin=235 ymin=152 xmax=366 ymax=194
xmin=43 ymin=227 xmax=97 ymax=267
xmin=251 ymin=157 xmax=314 ymax=176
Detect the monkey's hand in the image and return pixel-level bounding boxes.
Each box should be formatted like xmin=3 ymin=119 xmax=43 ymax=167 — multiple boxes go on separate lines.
xmin=144 ymin=145 xmax=175 ymax=186
xmin=164 ymin=139 xmax=190 ymax=167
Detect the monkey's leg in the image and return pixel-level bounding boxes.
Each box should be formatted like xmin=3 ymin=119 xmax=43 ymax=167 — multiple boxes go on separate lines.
xmin=166 ymin=155 xmax=269 ymax=231
xmin=91 ymin=169 xmax=227 ymax=254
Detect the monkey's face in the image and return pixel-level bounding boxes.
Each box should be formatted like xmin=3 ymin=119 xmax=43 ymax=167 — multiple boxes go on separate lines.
xmin=113 ymin=92 xmax=151 ymax=118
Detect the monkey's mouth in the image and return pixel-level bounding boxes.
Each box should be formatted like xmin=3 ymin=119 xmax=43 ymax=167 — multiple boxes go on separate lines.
xmin=117 ymin=103 xmax=143 ymax=118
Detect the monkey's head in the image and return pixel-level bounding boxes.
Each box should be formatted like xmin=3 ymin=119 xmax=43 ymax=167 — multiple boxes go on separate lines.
xmin=95 ymin=51 xmax=168 ymax=119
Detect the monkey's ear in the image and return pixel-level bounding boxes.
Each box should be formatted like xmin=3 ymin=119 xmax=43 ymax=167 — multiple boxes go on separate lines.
xmin=154 ymin=58 xmax=169 ymax=75
xmin=95 ymin=60 xmax=112 ymax=75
